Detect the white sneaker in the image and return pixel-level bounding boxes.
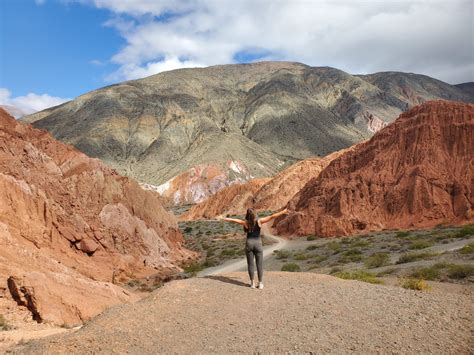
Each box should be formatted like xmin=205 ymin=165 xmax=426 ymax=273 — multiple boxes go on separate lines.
xmin=250 ymin=281 xmax=256 ymax=288
xmin=258 ymin=282 xmax=264 ymax=289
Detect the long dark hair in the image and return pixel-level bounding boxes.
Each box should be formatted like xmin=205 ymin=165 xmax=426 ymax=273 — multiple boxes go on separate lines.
xmin=245 ymin=208 xmax=257 ymax=232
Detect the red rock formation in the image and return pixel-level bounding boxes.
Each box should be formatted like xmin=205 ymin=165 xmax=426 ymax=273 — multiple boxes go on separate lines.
xmin=143 ymin=160 xmax=253 ymax=206
xmin=182 ymin=147 xmax=354 ymax=220
xmin=0 ymin=109 xmax=194 ymax=326
xmin=276 ymin=101 xmax=473 ymax=237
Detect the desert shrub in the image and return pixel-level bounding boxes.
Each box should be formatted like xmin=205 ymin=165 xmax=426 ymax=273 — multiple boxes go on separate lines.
xmin=365 ymin=253 xmax=390 ymax=268
xmin=327 ymin=241 xmax=342 ymax=251
xmin=306 ymin=235 xmax=317 ymax=241
xmin=313 ymin=255 xmax=328 ymax=263
xmin=184 ymin=226 xmax=193 ymax=233
xmin=275 ymin=250 xmax=291 ymax=259
xmin=294 ymin=253 xmax=310 ymax=261
xmin=281 ymin=263 xmax=300 ymax=272
xmin=447 ymin=264 xmax=474 ymax=279
xmin=459 ymin=243 xmax=474 ymax=255
xmin=395 ymin=231 xmax=411 ymax=238
xmin=306 ymin=245 xmax=319 ymax=251
xmin=334 ymin=270 xmax=383 ymax=284
xmin=184 ymin=262 xmax=205 ymax=275
xmin=400 ymin=278 xmax=430 ymax=291
xmin=396 ymin=252 xmax=437 ymax=264
xmin=329 ymin=267 xmax=342 ymax=274
xmin=410 ymin=267 xmax=441 ymax=280
xmin=409 ymin=240 xmax=433 ymax=250
xmin=455 ymin=225 xmax=474 ymax=238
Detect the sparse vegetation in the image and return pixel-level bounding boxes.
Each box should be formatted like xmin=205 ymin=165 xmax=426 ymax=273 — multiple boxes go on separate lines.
xmin=447 ymin=264 xmax=474 ymax=279
xmin=396 ymin=252 xmax=438 ymax=264
xmin=334 ymin=270 xmax=383 ymax=284
xmin=275 ymin=250 xmax=291 ymax=259
xmin=306 ymin=245 xmax=319 ymax=251
xmin=455 ymin=225 xmax=474 ymax=238
xmin=409 ymin=240 xmax=433 ymax=250
xmin=459 ymin=243 xmax=474 ymax=255
xmin=306 ymin=235 xmax=317 ymax=241
xmin=410 ymin=266 xmax=441 ymax=280
xmin=395 ymin=231 xmax=411 ymax=238
xmin=365 ymin=253 xmax=390 ymax=268
xmin=281 ymin=263 xmax=301 ymax=272
xmin=400 ymin=278 xmax=430 ymax=291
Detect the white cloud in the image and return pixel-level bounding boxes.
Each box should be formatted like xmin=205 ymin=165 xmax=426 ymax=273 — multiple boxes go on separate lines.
xmin=75 ymin=0 xmax=473 ymax=83
xmin=35 ymin=0 xmax=46 ymax=5
xmin=0 ymin=88 xmax=70 ymax=118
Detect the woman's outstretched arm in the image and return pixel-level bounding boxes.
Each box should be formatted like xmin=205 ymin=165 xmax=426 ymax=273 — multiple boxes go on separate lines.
xmin=217 ymin=216 xmax=247 ymax=227
xmin=258 ymin=208 xmax=289 ymax=225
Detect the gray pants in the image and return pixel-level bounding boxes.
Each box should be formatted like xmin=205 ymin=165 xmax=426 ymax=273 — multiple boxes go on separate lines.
xmin=245 ymin=238 xmax=263 ymax=282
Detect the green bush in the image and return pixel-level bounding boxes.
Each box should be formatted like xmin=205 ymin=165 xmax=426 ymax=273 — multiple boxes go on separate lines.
xmin=395 ymin=231 xmax=411 ymax=238
xmin=294 ymin=253 xmax=310 ymax=261
xmin=459 ymin=243 xmax=474 ymax=255
xmin=306 ymin=245 xmax=319 ymax=251
xmin=409 ymin=241 xmax=433 ymax=250
xmin=281 ymin=263 xmax=301 ymax=272
xmin=396 ymin=252 xmax=438 ymax=264
xmin=447 ymin=264 xmax=474 ymax=279
xmin=400 ymin=278 xmax=430 ymax=291
xmin=275 ymin=250 xmax=291 ymax=259
xmin=184 ymin=226 xmax=193 ymax=233
xmin=410 ymin=267 xmax=441 ymax=280
xmin=334 ymin=270 xmax=383 ymax=284
xmin=184 ymin=262 xmax=205 ymax=274
xmin=306 ymin=235 xmax=317 ymax=241
xmin=455 ymin=225 xmax=474 ymax=238
xmin=365 ymin=253 xmax=390 ymax=268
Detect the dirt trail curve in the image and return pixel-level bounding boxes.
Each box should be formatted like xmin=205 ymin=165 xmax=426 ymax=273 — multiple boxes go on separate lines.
xmin=197 ymin=233 xmax=287 ymax=277
xmin=11 ymin=272 xmax=473 ymax=354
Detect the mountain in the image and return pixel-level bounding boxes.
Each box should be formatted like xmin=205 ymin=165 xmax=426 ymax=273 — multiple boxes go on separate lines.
xmin=23 ymin=62 xmax=474 ymax=200
xmin=182 ymin=145 xmax=355 ymax=219
xmin=456 ymin=82 xmax=474 ymax=97
xmin=275 ymin=101 xmax=474 ymax=237
xmin=0 ymin=108 xmax=194 ymax=326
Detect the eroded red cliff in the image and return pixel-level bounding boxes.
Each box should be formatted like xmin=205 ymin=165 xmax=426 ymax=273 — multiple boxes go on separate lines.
xmin=276 ymin=101 xmax=473 ymax=237
xmin=0 ymin=109 xmax=194 ymax=326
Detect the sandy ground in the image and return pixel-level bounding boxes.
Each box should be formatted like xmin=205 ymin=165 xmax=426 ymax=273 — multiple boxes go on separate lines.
xmin=9 ymin=272 xmax=473 ymax=354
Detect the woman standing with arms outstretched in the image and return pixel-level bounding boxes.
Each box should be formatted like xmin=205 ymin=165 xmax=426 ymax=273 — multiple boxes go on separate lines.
xmin=219 ymin=208 xmax=288 ymax=289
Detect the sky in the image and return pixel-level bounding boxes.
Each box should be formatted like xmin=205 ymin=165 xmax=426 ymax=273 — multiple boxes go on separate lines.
xmin=0 ymin=0 xmax=473 ymax=115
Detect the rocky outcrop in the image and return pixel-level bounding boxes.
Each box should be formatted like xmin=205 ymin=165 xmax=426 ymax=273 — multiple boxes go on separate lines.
xmin=0 ymin=108 xmax=194 ymax=326
xmin=276 ymin=101 xmax=474 ymax=237
xmin=143 ymin=160 xmax=256 ymax=206
xmin=23 ymin=63 xmax=473 ymax=196
xmin=182 ymin=146 xmax=354 ymax=219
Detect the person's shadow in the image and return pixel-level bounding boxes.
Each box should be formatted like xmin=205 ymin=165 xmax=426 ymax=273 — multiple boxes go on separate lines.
xmin=204 ymin=275 xmax=249 ymax=287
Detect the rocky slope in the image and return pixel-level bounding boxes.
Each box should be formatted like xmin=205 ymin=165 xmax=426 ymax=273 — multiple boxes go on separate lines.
xmin=276 ymin=101 xmax=474 ymax=237
xmin=456 ymin=82 xmax=474 ymax=97
xmin=0 ymin=108 xmax=194 ymax=326
xmin=23 ymin=62 xmax=473 ymax=201
xmin=182 ymin=146 xmax=354 ymax=219
xmin=13 ymin=272 xmax=473 ymax=354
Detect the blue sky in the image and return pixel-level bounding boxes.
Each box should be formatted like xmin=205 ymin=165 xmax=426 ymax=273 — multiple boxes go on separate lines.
xmin=0 ymin=0 xmax=472 ymax=116
xmin=1 ymin=0 xmax=122 ymax=98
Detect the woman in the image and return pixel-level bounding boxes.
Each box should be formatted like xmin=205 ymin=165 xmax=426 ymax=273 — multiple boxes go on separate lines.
xmin=219 ymin=208 xmax=288 ymax=289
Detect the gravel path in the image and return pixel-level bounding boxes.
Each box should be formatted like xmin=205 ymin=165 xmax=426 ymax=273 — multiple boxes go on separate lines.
xmin=11 ymin=272 xmax=473 ymax=354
